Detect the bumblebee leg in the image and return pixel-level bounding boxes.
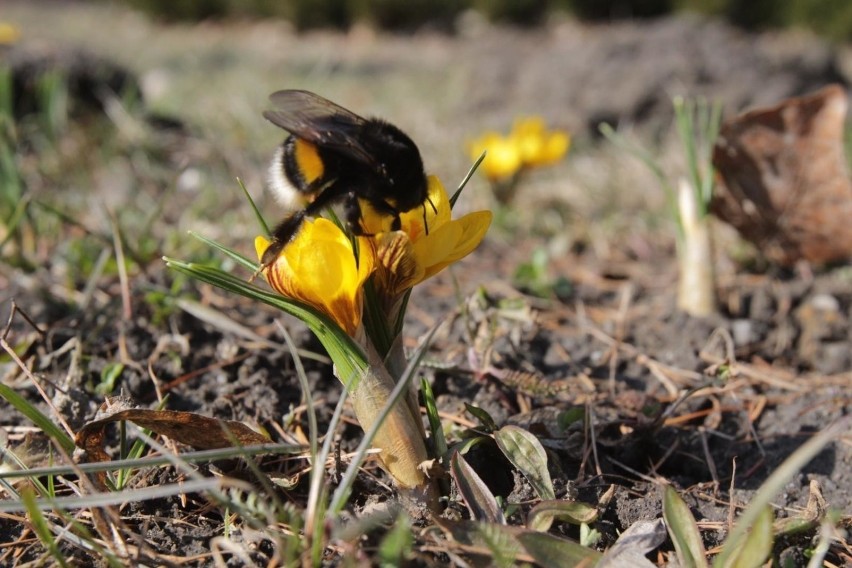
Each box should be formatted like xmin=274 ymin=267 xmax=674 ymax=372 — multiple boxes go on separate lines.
xmin=300 ymin=181 xmax=347 ymax=217
xmin=344 ymin=192 xmax=367 ymax=235
xmin=261 ymin=210 xmax=306 ymax=268
xmin=363 ymin=198 xmax=401 ymax=231
xmin=342 ymin=192 xmax=404 ymax=235
xmin=261 ymin=183 xmax=346 ymax=269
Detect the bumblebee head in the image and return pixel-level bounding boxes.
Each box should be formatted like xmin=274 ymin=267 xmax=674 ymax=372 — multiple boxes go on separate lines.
xmin=392 ymin=169 xmax=428 ymax=213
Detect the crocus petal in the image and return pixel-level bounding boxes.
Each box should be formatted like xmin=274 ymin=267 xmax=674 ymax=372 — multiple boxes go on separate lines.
xmin=399 ymin=175 xmax=450 ymax=237
xmin=512 ymin=116 xmax=546 ymax=138
xmin=356 ymin=236 xmax=376 ymax=284
xmin=416 ymin=210 xmax=493 ymax=281
xmin=406 ymin=179 xmax=492 ymax=283
xmin=255 ymin=235 xmax=273 ymax=260
xmin=442 ymin=210 xmax=494 ymax=264
xmin=374 ymin=232 xmax=424 ymax=298
xmin=359 ymin=200 xmax=393 ymax=235
xmin=411 ymin=221 xmax=461 ymax=273
xmin=255 ymin=219 xmax=374 ymax=335
xmin=470 ymin=117 xmax=569 ymax=181
xmin=403 ymin=177 xmax=492 ymax=284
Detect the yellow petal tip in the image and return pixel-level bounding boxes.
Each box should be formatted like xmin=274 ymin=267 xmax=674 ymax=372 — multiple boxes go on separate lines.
xmin=255 ymin=235 xmax=271 ymax=262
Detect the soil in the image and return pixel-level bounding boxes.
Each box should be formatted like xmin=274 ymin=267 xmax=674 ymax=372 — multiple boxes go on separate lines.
xmin=1 ymin=3 xmax=851 ymax=566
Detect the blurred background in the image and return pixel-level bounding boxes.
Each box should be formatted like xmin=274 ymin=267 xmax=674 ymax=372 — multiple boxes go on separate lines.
xmin=64 ymin=0 xmax=852 ymax=39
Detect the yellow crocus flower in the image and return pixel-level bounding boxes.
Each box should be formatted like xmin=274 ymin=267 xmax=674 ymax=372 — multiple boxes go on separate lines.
xmin=255 ymin=218 xmax=375 ymax=336
xmin=468 ymin=116 xmax=570 ymax=182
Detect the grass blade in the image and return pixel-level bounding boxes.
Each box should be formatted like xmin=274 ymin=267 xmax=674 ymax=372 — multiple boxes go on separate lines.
xmin=451 ymin=151 xmax=486 ymax=208
xmin=164 ymin=257 xmax=368 ymax=381
xmin=187 ymin=231 xmax=257 ymax=271
xmin=21 ymin=488 xmax=69 ymax=568
xmin=0 ymin=383 xmax=75 ymax=453
xmin=421 ymin=377 xmax=447 ymax=461
xmin=451 ymin=451 xmax=505 ymax=524
xmin=236 ymin=177 xmax=270 ymax=235
xmin=663 ymin=485 xmax=708 ymax=568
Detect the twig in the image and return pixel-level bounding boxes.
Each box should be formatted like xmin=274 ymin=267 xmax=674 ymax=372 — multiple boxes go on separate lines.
xmin=698 ymin=426 xmax=719 ymax=491
xmin=727 ymin=457 xmax=737 ymax=532
xmin=586 ymin=401 xmax=602 ymax=477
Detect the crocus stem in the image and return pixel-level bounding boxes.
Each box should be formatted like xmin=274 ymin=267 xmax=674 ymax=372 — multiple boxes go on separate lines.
xmin=346 ymin=340 xmax=438 ymax=509
xmin=384 ymin=333 xmax=428 ymax=442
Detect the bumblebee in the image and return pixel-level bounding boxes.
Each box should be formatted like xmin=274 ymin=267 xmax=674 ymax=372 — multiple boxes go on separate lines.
xmin=260 ymin=90 xmax=429 ymax=268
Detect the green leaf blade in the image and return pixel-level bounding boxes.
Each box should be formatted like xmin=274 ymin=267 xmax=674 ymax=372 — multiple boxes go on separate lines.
xmin=527 ymin=500 xmax=598 ymax=532
xmin=663 ymin=485 xmax=708 ymax=568
xmin=451 ymin=451 xmax=505 ymax=524
xmin=494 ymin=425 xmax=555 ymax=501
xmin=723 ymin=507 xmax=774 ymax=568
xmin=516 ymin=531 xmax=602 ymax=568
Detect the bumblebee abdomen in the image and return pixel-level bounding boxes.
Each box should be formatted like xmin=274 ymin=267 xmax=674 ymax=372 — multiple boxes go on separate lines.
xmin=268 ymin=136 xmax=332 ymax=209
xmin=289 ymin=137 xmax=325 ymax=188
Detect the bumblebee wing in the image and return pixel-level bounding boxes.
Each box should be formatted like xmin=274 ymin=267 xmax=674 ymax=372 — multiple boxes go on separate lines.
xmin=263 ymin=90 xmax=378 ymax=167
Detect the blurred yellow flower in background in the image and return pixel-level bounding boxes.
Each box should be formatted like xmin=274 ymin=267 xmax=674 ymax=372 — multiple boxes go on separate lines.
xmin=255 ymin=219 xmax=375 ymax=336
xmin=468 ymin=132 xmax=523 ymax=181
xmin=468 ymin=116 xmax=570 ymax=186
xmin=0 ymin=23 xmax=21 ymax=46
xmin=511 ymin=117 xmax=570 ymax=168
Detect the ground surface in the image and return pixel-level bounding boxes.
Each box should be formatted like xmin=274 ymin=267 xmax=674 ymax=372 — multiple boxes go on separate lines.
xmin=1 ymin=2 xmax=850 ymax=566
